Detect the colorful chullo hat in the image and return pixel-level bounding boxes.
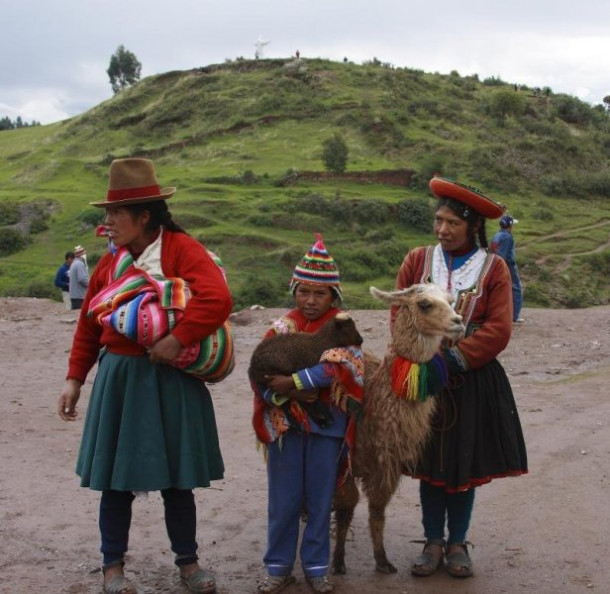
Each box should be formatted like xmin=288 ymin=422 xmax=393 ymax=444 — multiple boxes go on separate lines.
xmin=290 ymin=233 xmax=342 ymax=302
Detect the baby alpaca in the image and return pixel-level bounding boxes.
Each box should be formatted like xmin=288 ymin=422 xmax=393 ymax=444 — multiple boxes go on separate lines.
xmin=248 ymin=313 xmax=363 ymax=426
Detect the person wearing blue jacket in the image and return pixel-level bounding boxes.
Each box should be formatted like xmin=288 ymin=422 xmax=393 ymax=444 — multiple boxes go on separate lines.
xmin=490 ymin=215 xmax=524 ymax=323
xmin=54 ymin=251 xmax=74 ymax=310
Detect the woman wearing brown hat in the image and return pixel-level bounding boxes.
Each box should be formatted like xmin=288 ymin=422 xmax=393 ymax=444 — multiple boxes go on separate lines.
xmin=395 ymin=177 xmax=527 ymax=579
xmin=57 ymin=158 xmax=233 ymax=593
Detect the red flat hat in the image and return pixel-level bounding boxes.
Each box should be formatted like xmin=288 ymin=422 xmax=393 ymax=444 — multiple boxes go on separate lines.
xmin=430 ymin=176 xmax=505 ymax=219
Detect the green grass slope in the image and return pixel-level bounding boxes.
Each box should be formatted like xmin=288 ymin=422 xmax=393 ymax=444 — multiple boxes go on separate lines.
xmin=0 ymin=57 xmax=609 ymax=309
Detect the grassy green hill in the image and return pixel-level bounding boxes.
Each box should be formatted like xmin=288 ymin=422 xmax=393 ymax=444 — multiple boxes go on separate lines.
xmin=1 ymin=57 xmax=609 ymax=309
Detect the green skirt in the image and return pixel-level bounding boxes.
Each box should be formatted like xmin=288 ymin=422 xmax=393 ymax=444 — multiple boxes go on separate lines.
xmin=76 ymin=351 xmax=224 ymax=491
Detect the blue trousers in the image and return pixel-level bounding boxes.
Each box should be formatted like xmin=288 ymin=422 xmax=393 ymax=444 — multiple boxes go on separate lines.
xmin=419 ymin=481 xmax=475 ymax=544
xmin=264 ymin=431 xmax=342 ymax=578
xmin=508 ymin=265 xmax=523 ymax=321
xmin=99 ymin=488 xmax=199 ymax=567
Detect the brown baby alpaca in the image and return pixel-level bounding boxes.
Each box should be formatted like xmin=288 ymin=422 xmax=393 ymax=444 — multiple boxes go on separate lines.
xmin=248 ymin=313 xmax=363 ymax=427
xmin=248 ymin=313 xmax=363 ymax=384
xmin=332 ymin=284 xmax=465 ymax=575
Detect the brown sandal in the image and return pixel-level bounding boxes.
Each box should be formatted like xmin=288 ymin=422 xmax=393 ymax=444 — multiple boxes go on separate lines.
xmin=103 ymin=575 xmax=138 ymax=594
xmin=411 ymin=538 xmax=445 ymax=577
xmin=445 ymin=541 xmax=474 ymax=577
xmin=257 ymin=574 xmax=296 ymax=594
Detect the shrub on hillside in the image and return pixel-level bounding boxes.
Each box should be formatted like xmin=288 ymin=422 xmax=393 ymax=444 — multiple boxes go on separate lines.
xmin=322 ymin=133 xmax=349 ymax=173
xmin=552 ymin=95 xmax=594 ymax=126
xmin=0 ymin=203 xmax=21 ymax=226
xmin=351 ymin=199 xmax=389 ymax=225
xmin=396 ymin=198 xmax=432 ymax=232
xmin=78 ymin=210 xmax=105 ymax=227
xmin=0 ymin=228 xmax=28 ymax=256
xmin=231 ymin=273 xmax=291 ymax=310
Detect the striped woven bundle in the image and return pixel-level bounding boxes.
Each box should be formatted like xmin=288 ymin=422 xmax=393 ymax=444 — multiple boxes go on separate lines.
xmin=87 ymin=248 xmax=234 ymax=383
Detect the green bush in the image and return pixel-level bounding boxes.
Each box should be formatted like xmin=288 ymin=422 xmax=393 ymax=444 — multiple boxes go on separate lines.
xmin=322 ymin=133 xmax=349 ymax=173
xmin=0 ymin=228 xmax=28 ymax=256
xmin=77 ymin=209 xmax=105 ymax=227
xmin=231 ymin=273 xmax=291 ymax=310
xmin=0 ymin=203 xmax=21 ymax=225
xmin=397 ymin=198 xmax=432 ymax=232
xmin=29 ymin=217 xmax=49 ymax=234
xmin=352 ymin=199 xmax=389 ymax=225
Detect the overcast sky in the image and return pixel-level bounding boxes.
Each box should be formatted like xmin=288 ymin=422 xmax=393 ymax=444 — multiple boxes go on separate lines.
xmin=2 ymin=0 xmax=609 ymax=125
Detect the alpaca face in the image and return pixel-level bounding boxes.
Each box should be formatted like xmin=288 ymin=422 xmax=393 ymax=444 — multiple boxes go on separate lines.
xmin=370 ymin=284 xmax=465 ymax=341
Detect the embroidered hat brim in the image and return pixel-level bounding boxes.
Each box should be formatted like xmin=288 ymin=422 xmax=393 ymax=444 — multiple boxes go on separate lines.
xmin=430 ymin=176 xmax=505 ymax=219
xmin=90 ymin=158 xmax=176 ymax=207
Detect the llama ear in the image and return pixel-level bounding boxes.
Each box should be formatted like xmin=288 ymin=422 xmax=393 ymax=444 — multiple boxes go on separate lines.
xmin=370 ymin=286 xmax=410 ymax=306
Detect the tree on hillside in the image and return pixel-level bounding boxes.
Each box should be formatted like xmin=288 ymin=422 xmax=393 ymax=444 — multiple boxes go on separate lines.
xmin=322 ymin=133 xmax=349 ymax=173
xmin=107 ymin=45 xmax=142 ymax=94
xmin=488 ymin=90 xmax=525 ymax=126
xmin=603 ymin=96 xmax=610 ymax=112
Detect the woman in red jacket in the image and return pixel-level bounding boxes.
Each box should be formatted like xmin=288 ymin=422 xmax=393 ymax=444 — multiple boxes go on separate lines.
xmin=58 ymin=158 xmax=233 ymax=594
xmin=396 ymin=177 xmax=527 ymax=579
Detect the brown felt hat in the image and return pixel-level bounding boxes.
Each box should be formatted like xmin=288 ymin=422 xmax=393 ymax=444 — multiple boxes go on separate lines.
xmin=430 ymin=176 xmax=505 ymax=219
xmin=90 ymin=158 xmax=176 ymax=207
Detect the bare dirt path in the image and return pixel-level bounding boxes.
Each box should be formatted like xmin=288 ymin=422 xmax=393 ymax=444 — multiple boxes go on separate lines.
xmin=0 ymin=298 xmax=608 ymax=594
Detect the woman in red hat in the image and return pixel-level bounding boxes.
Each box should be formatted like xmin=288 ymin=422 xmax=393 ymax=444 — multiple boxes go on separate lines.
xmin=395 ymin=177 xmax=527 ymax=579
xmin=57 ymin=158 xmax=233 ymax=594
xmin=252 ymin=234 xmax=364 ymax=594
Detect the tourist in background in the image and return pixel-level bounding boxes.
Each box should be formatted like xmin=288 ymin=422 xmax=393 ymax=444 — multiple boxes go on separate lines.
xmin=68 ymin=245 xmax=89 ymax=310
xmin=54 ymin=250 xmax=74 ymax=310
xmin=490 ymin=215 xmax=524 ymax=323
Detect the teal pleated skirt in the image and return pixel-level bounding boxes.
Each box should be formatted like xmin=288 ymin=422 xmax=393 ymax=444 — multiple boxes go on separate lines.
xmin=76 ymin=351 xmax=224 ymax=491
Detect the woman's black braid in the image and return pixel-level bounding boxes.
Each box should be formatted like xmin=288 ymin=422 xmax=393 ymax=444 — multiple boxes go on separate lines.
xmin=127 ymin=201 xmax=187 ymax=234
xmin=477 ymin=218 xmax=488 ymax=248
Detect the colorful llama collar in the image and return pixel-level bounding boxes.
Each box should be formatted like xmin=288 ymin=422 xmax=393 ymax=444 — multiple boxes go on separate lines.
xmin=390 ymin=353 xmax=448 ymax=401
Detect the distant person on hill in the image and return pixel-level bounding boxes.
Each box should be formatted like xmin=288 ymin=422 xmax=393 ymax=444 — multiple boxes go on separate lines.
xmin=54 ymin=251 xmax=74 ymax=310
xmin=490 ymin=215 xmax=524 ymax=323
xmin=68 ymin=245 xmax=89 ymax=310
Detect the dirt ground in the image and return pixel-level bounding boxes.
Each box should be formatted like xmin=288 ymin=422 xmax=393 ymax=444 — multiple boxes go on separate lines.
xmin=0 ymin=297 xmax=608 ymax=594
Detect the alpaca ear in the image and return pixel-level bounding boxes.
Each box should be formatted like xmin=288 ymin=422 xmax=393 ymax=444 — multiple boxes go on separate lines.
xmin=370 ymin=286 xmax=410 ymax=306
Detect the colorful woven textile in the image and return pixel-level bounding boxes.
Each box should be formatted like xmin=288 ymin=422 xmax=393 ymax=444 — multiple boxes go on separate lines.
xmin=87 ymin=247 xmax=234 ymax=383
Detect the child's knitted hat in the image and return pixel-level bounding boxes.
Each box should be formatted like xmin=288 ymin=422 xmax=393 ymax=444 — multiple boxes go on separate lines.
xmin=290 ymin=233 xmax=342 ymax=302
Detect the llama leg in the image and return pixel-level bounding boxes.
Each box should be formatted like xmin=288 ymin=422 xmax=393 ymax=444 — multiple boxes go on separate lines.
xmin=367 ymin=480 xmax=398 ymax=574
xmin=331 ymin=476 xmax=359 ymax=574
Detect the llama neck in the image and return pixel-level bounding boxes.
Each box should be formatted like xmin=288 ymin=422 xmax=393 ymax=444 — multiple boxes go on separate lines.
xmin=391 ymin=318 xmax=443 ymax=363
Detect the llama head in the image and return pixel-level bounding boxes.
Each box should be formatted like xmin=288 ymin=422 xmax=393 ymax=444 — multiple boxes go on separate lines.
xmin=370 ymin=285 xmax=464 ymax=358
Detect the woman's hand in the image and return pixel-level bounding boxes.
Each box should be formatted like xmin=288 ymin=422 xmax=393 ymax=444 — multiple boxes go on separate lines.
xmin=149 ymin=334 xmax=182 ymax=364
xmin=58 ymin=379 xmax=82 ymax=421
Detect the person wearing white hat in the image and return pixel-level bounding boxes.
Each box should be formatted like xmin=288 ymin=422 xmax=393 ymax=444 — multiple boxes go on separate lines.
xmin=490 ymin=215 xmax=523 ymax=323
xmin=68 ymin=245 xmax=89 ymax=310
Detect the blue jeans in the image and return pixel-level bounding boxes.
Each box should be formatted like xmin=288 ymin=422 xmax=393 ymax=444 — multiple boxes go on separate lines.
xmin=419 ymin=481 xmax=475 ymax=544
xmin=99 ymin=488 xmax=199 ymax=567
